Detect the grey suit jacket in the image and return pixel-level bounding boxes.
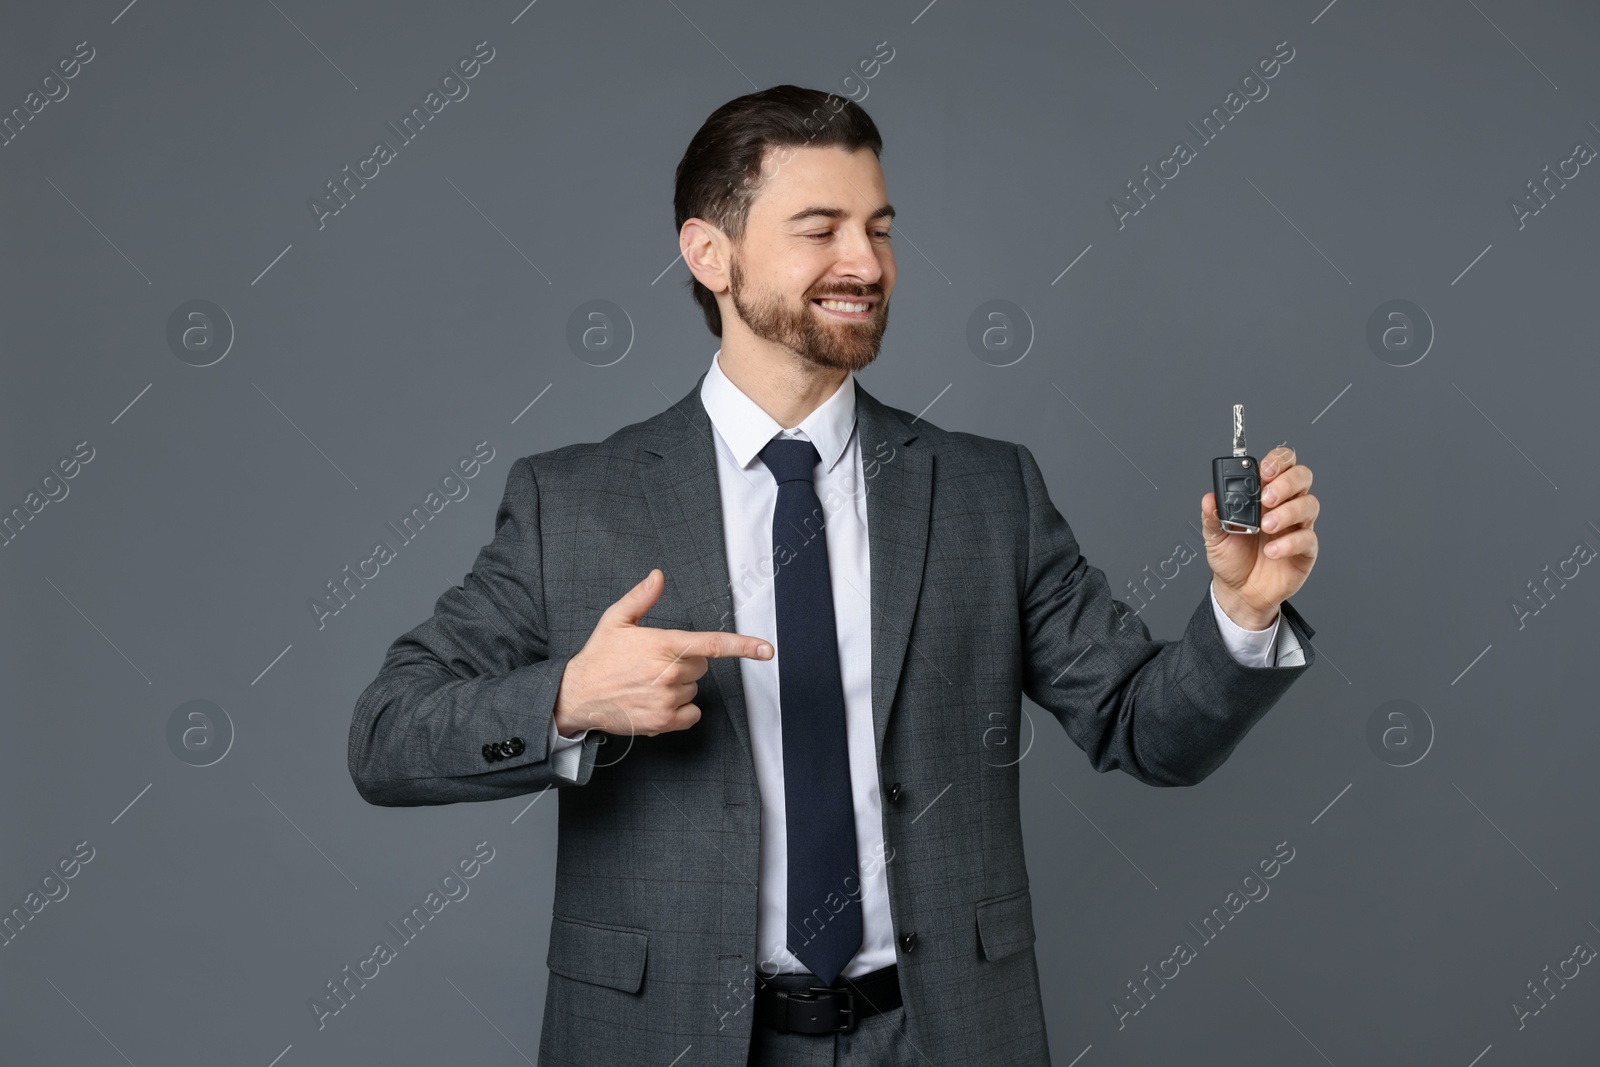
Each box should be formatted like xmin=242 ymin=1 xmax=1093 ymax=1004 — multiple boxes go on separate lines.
xmin=348 ymin=372 xmax=1316 ymax=1065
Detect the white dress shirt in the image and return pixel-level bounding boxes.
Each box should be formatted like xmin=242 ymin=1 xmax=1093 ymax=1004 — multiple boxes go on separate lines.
xmin=546 ymin=351 xmax=1305 ymax=977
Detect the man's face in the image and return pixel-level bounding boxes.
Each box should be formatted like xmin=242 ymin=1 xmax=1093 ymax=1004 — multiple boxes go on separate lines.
xmin=724 ymin=145 xmax=896 ymax=373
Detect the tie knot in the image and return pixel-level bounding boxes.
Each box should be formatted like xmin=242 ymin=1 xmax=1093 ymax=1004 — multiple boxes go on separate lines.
xmin=759 ymin=437 xmax=820 ymax=486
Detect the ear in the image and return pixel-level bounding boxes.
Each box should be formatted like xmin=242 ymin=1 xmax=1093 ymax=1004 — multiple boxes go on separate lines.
xmin=681 ymin=218 xmax=731 ymax=295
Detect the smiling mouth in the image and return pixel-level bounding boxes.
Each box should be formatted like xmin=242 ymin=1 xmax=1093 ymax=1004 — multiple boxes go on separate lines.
xmin=811 ymin=296 xmax=876 ymax=319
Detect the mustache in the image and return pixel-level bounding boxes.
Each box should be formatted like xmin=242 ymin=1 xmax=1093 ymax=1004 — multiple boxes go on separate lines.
xmin=808 ymin=286 xmax=885 ymax=300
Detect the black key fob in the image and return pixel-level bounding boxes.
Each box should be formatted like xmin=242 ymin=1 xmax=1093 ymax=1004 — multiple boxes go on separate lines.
xmin=1212 ymin=404 xmax=1260 ymax=534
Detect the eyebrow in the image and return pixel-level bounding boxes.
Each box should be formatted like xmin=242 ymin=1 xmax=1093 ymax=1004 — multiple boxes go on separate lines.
xmin=784 ymin=204 xmax=896 ymax=224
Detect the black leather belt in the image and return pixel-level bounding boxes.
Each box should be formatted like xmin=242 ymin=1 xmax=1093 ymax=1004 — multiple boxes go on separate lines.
xmin=753 ymin=963 xmax=902 ymax=1034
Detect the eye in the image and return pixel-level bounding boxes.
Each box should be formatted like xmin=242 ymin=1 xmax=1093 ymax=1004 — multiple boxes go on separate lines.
xmin=806 ymin=230 xmax=896 ymax=243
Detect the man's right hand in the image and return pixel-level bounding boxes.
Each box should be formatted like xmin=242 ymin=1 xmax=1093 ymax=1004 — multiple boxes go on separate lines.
xmin=553 ymin=569 xmax=773 ymax=738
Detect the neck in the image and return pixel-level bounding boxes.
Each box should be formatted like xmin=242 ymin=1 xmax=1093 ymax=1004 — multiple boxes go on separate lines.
xmin=717 ymin=336 xmax=849 ymax=430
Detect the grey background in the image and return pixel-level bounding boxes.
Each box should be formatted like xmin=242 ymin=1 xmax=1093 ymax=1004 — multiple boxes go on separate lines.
xmin=2 ymin=0 xmax=1597 ymax=1063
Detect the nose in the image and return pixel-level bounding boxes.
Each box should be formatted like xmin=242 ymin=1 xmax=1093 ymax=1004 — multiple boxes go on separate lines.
xmin=831 ymin=225 xmax=886 ymax=289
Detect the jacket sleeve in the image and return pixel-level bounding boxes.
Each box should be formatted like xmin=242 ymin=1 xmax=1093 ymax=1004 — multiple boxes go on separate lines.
xmin=1015 ymin=443 xmax=1315 ymax=787
xmin=347 ymin=455 xmax=603 ymax=805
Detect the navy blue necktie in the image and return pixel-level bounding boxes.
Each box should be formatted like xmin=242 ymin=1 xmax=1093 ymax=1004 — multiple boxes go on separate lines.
xmin=759 ymin=436 xmax=861 ymax=987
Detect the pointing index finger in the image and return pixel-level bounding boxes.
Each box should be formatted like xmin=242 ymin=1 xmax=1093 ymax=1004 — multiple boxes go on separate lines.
xmin=663 ymin=629 xmax=774 ymax=661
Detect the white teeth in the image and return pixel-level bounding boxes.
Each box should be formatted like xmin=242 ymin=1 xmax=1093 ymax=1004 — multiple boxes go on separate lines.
xmin=818 ymin=299 xmax=869 ymax=313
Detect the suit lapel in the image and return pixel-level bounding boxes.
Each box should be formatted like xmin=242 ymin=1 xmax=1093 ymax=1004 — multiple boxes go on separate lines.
xmin=635 ymin=372 xmax=933 ymax=774
xmin=853 ymin=381 xmax=933 ymax=759
xmin=637 ymin=374 xmax=755 ymax=766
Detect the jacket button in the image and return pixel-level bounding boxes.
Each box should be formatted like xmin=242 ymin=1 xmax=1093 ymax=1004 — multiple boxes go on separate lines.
xmin=506 ymin=736 xmax=525 ymax=757
xmin=900 ymin=931 xmax=917 ymax=953
xmin=481 ymin=743 xmax=499 ymax=764
xmin=887 ymin=783 xmax=902 ymax=804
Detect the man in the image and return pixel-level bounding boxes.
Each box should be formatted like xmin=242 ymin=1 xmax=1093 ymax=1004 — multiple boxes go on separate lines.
xmin=348 ymin=85 xmax=1320 ymax=1066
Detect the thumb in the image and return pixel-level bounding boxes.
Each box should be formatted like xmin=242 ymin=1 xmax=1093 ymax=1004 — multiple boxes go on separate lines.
xmin=1199 ymin=492 xmax=1226 ymax=549
xmin=606 ymin=568 xmax=663 ymax=627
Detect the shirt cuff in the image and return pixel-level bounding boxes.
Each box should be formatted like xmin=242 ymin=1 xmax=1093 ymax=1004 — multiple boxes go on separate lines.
xmin=1211 ymin=580 xmax=1281 ymax=668
xmin=548 ymin=714 xmax=589 ymax=781
xmin=1272 ymin=608 xmax=1307 ymax=668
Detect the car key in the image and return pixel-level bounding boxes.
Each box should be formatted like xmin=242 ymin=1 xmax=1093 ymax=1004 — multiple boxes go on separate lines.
xmin=1212 ymin=403 xmax=1261 ymax=534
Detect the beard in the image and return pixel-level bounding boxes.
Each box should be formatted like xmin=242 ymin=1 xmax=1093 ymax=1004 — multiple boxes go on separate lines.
xmin=727 ymin=254 xmax=888 ymax=373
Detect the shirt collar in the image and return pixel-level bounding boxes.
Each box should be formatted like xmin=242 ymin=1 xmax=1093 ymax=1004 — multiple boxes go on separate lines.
xmin=700 ymin=350 xmax=857 ymax=474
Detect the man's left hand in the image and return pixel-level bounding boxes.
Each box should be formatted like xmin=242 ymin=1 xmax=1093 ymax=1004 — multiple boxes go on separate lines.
xmin=1201 ymin=445 xmax=1319 ymax=631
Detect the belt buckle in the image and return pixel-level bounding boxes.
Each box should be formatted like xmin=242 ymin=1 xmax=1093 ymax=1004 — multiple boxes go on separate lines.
xmin=778 ymin=985 xmax=856 ymax=1034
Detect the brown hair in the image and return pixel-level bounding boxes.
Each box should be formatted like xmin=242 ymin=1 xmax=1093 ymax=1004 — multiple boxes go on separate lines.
xmin=673 ymin=85 xmax=883 ymax=337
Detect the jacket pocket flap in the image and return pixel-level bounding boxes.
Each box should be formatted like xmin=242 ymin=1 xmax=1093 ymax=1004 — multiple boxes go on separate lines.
xmin=976 ymin=887 xmax=1036 ymax=962
xmin=547 ymin=915 xmax=649 ymax=993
